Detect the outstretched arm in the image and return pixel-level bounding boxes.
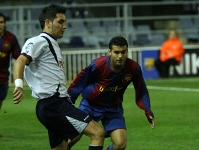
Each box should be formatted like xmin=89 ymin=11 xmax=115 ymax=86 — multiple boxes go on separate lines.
xmin=133 ymin=65 xmax=155 ymax=129
xmin=13 ymin=55 xmax=29 ymax=104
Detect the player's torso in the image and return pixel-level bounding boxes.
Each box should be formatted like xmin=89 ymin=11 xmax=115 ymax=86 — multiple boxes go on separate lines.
xmin=23 ymin=34 xmax=67 ymax=99
xmin=83 ymin=57 xmax=137 ymax=106
xmin=0 ymin=31 xmax=15 ymax=83
xmin=0 ymin=32 xmax=14 ymax=69
xmin=94 ymin=57 xmax=136 ymax=88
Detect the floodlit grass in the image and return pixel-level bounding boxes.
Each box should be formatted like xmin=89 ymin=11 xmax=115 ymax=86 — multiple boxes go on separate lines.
xmin=0 ymin=77 xmax=199 ymax=150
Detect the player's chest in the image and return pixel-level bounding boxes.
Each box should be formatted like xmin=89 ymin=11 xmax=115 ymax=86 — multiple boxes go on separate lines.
xmin=0 ymin=38 xmax=12 ymax=52
xmin=97 ymin=71 xmax=132 ymax=85
xmin=0 ymin=39 xmax=12 ymax=58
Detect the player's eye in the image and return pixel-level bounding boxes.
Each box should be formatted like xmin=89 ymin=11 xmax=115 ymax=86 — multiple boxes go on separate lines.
xmin=58 ymin=20 xmax=65 ymax=24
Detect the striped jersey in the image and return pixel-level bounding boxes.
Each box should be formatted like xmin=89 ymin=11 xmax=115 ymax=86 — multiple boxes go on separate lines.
xmin=21 ymin=32 xmax=69 ymax=100
xmin=67 ymin=56 xmax=153 ymax=117
xmin=0 ymin=30 xmax=21 ymax=84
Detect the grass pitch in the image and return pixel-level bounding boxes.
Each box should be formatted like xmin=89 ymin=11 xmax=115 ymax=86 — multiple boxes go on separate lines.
xmin=0 ymin=77 xmax=199 ymax=150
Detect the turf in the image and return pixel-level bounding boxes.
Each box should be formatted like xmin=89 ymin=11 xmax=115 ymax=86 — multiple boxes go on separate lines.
xmin=0 ymin=77 xmax=199 ymax=150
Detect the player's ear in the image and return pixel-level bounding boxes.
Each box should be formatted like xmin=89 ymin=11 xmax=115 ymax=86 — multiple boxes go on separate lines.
xmin=45 ymin=19 xmax=51 ymax=29
xmin=108 ymin=49 xmax=111 ymax=55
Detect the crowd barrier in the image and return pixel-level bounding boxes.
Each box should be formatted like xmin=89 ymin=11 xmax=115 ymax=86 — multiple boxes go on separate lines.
xmin=8 ymin=45 xmax=199 ymax=86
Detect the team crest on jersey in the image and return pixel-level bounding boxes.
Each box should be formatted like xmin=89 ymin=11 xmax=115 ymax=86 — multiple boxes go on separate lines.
xmin=3 ymin=42 xmax=11 ymax=51
xmin=0 ymin=52 xmax=6 ymax=58
xmin=25 ymin=42 xmax=34 ymax=53
xmin=144 ymin=57 xmax=155 ymax=70
xmin=122 ymin=74 xmax=132 ymax=83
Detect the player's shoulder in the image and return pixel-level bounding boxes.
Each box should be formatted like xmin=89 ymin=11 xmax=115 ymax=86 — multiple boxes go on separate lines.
xmin=92 ymin=56 xmax=108 ymax=66
xmin=87 ymin=56 xmax=107 ymax=70
xmin=25 ymin=35 xmax=47 ymax=46
xmin=5 ymin=30 xmax=14 ymax=35
xmin=94 ymin=56 xmax=108 ymax=61
xmin=127 ymin=58 xmax=139 ymax=65
xmin=4 ymin=30 xmax=16 ymax=38
xmin=126 ymin=58 xmax=141 ymax=71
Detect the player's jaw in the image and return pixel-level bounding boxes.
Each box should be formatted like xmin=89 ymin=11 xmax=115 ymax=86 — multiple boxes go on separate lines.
xmin=116 ymin=59 xmax=123 ymax=64
xmin=113 ymin=57 xmax=125 ymax=67
xmin=59 ymin=30 xmax=65 ymax=38
xmin=57 ymin=24 xmax=66 ymax=38
xmin=52 ymin=29 xmax=65 ymax=39
xmin=0 ymin=25 xmax=5 ymax=32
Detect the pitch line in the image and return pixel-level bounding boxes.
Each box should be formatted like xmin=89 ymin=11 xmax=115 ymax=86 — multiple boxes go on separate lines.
xmin=147 ymin=86 xmax=199 ymax=92
xmin=128 ymin=85 xmax=199 ymax=92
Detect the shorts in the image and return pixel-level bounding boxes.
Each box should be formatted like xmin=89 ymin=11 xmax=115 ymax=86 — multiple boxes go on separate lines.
xmin=36 ymin=95 xmax=92 ymax=149
xmin=0 ymin=83 xmax=8 ymax=101
xmin=79 ymin=99 xmax=126 ymax=134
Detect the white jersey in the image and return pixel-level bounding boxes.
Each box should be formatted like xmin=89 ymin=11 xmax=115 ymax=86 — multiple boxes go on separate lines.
xmin=21 ymin=32 xmax=69 ymax=100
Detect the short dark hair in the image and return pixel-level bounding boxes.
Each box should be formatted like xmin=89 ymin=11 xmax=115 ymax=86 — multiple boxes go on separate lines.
xmin=0 ymin=12 xmax=6 ymax=23
xmin=39 ymin=4 xmax=66 ymax=29
xmin=109 ymin=36 xmax=128 ymax=50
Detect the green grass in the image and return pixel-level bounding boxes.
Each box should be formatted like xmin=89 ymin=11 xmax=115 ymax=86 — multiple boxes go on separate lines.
xmin=1 ymin=77 xmax=199 ymax=150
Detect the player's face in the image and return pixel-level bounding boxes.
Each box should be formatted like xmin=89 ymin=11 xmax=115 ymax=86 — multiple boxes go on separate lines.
xmin=48 ymin=13 xmax=66 ymax=39
xmin=0 ymin=16 xmax=6 ymax=36
xmin=109 ymin=45 xmax=128 ymax=72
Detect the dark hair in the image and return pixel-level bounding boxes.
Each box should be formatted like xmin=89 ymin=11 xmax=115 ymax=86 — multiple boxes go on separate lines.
xmin=39 ymin=4 xmax=66 ymax=29
xmin=109 ymin=36 xmax=128 ymax=50
xmin=0 ymin=12 xmax=6 ymax=23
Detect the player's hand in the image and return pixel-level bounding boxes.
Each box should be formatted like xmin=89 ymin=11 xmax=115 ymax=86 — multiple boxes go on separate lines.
xmin=13 ymin=87 xmax=24 ymax=104
xmin=148 ymin=116 xmax=155 ymax=129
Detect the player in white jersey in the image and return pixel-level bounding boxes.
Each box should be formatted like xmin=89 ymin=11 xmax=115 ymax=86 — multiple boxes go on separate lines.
xmin=12 ymin=4 xmax=105 ymax=150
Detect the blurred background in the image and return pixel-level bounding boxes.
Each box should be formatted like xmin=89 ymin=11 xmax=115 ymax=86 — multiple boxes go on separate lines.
xmin=1 ymin=0 xmax=199 ymax=48
xmin=1 ymin=0 xmax=199 ymax=82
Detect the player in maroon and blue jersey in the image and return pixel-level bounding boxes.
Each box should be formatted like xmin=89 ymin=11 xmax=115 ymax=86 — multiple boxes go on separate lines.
xmin=67 ymin=36 xmax=155 ymax=150
xmin=0 ymin=12 xmax=21 ymax=111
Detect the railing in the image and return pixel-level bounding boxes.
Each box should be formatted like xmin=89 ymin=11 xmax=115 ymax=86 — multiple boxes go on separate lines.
xmin=3 ymin=1 xmax=199 ymax=85
xmin=9 ymin=44 xmax=199 ymax=86
xmin=62 ymin=47 xmax=141 ymax=83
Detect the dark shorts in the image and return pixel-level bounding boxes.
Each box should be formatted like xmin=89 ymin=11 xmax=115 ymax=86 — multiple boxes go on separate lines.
xmin=79 ymin=99 xmax=126 ymax=133
xmin=36 ymin=95 xmax=92 ymax=149
xmin=0 ymin=83 xmax=8 ymax=101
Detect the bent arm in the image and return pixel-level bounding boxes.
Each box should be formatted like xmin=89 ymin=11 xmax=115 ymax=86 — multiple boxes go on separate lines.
xmin=14 ymin=55 xmax=29 ymax=80
xmin=67 ymin=65 xmax=93 ymax=103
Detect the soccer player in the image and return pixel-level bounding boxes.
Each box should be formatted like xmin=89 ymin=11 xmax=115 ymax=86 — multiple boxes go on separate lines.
xmin=13 ymin=4 xmax=105 ymax=150
xmin=0 ymin=12 xmax=21 ymax=111
xmin=67 ymin=36 xmax=155 ymax=150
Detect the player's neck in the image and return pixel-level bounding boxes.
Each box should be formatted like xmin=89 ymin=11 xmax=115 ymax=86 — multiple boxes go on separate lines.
xmin=110 ymin=65 xmax=123 ymax=73
xmin=109 ymin=59 xmax=124 ymax=73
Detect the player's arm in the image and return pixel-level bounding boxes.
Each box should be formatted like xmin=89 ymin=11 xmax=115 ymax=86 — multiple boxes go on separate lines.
xmin=67 ymin=64 xmax=93 ymax=104
xmin=11 ymin=35 xmax=21 ymax=59
xmin=133 ymin=64 xmax=155 ymax=128
xmin=13 ymin=55 xmax=30 ymax=104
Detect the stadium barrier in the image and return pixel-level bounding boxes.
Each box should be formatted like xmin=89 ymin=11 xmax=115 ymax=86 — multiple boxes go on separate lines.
xmin=9 ymin=45 xmax=199 ymax=86
xmin=4 ymin=1 xmax=199 ymax=85
xmin=62 ymin=45 xmax=199 ymax=82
